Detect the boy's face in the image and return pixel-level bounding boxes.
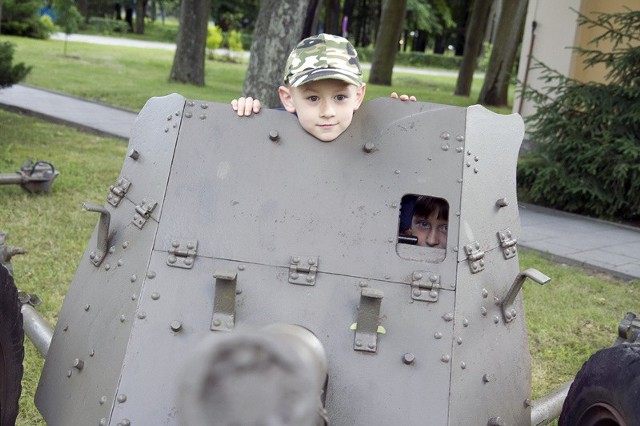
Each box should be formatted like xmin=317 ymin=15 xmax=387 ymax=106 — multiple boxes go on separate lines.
xmin=278 ymin=79 xmax=366 ymax=142
xmin=410 ymin=210 xmax=448 ymax=249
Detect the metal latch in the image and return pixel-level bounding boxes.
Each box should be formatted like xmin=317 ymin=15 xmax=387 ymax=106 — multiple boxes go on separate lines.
xmin=411 ymin=271 xmax=440 ymax=302
xmin=464 ymin=241 xmax=485 ymax=273
xmin=497 ymin=229 xmax=517 ymax=259
xmin=167 ymin=240 xmax=197 ymax=269
xmin=83 ymin=202 xmax=111 ymax=267
xmin=211 ymin=270 xmax=238 ymax=332
xmin=353 ymin=288 xmax=384 ymax=353
xmin=289 ymin=256 xmax=319 ymax=285
xmin=499 ymin=269 xmax=550 ymax=323
xmin=132 ymin=198 xmax=157 ymax=229
xmin=107 ymin=176 xmax=131 ymax=207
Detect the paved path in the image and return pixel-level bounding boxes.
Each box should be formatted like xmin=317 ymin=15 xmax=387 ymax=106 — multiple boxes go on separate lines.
xmin=1 ymin=34 xmax=638 ymax=281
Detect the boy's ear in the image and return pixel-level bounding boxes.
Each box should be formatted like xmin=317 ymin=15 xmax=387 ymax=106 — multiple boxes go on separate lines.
xmin=353 ymin=84 xmax=366 ymax=111
xmin=278 ymin=86 xmax=296 ymax=113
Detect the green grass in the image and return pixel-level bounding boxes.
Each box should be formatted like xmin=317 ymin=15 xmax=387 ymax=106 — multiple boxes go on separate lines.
xmin=2 ymin=109 xmax=639 ymax=425
xmin=5 ymin=34 xmax=511 ymax=114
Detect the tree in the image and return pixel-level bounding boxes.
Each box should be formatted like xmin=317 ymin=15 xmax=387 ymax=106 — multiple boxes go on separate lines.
xmin=454 ymin=0 xmax=493 ymax=96
xmin=518 ymin=8 xmax=640 ymax=222
xmin=136 ymin=0 xmax=147 ymax=34
xmin=0 ymin=41 xmax=31 ymax=88
xmin=169 ymin=0 xmax=211 ymax=86
xmin=368 ymin=0 xmax=407 ymax=86
xmin=477 ymin=0 xmax=528 ymax=106
xmin=242 ymin=0 xmax=313 ymax=108
xmin=53 ymin=0 xmax=83 ymax=56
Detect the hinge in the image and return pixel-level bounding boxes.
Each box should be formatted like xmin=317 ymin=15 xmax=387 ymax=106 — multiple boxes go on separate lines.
xmin=464 ymin=241 xmax=485 ymax=273
xmin=167 ymin=240 xmax=198 ymax=269
xmin=497 ymin=229 xmax=517 ymax=259
xmin=106 ymin=176 xmax=131 ymax=207
xmin=289 ymin=256 xmax=319 ymax=286
xmin=132 ymin=198 xmax=157 ymax=229
xmin=411 ymin=271 xmax=440 ymax=302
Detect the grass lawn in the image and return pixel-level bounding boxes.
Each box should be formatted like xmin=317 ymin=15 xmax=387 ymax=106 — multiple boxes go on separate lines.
xmin=2 ymin=109 xmax=638 ymax=425
xmin=5 ymin=35 xmax=510 ymax=114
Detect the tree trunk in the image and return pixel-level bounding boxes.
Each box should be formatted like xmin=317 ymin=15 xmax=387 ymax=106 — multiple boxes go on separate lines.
xmin=368 ymin=0 xmax=407 ymax=86
xmin=168 ymin=0 xmax=211 ymax=86
xmin=477 ymin=0 xmax=528 ymax=106
xmin=242 ymin=0 xmax=313 ymax=108
xmin=76 ymin=0 xmax=88 ymax=23
xmin=135 ymin=0 xmax=147 ymax=34
xmin=454 ymin=0 xmax=493 ymax=97
xmin=324 ymin=0 xmax=342 ymax=35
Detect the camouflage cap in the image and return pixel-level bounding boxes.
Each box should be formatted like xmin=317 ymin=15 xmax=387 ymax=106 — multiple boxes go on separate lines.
xmin=284 ymin=33 xmax=363 ymax=88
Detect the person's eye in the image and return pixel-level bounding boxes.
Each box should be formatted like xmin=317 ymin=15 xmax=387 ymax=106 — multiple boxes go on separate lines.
xmin=439 ymin=224 xmax=448 ymax=233
xmin=335 ymin=94 xmax=347 ymax=101
xmin=307 ymin=95 xmax=319 ymax=102
xmin=417 ymin=221 xmax=432 ymax=229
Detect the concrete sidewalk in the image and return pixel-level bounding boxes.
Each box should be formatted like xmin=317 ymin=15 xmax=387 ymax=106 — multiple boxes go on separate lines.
xmin=1 ymin=84 xmax=639 ymax=281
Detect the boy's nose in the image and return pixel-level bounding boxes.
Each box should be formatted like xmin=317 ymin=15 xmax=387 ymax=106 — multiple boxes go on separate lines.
xmin=425 ymin=230 xmax=440 ymax=247
xmin=320 ymin=101 xmax=335 ymax=117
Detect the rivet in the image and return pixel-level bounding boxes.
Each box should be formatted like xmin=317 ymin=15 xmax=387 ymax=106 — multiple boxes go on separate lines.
xmin=482 ymin=288 xmax=489 ymax=298
xmin=128 ymin=150 xmax=139 ymax=160
xmin=413 ymin=289 xmax=422 ymax=297
xmin=290 ymin=272 xmax=299 ymax=280
xmin=171 ymin=321 xmax=182 ymax=332
xmin=457 ymin=337 xmax=463 ymax=345
xmin=84 ymin=304 xmax=90 ymax=311
xmin=474 ymin=168 xmax=479 ymax=173
xmin=186 ymin=242 xmax=195 ymax=250
xmin=117 ymin=259 xmax=124 ymax=267
xmin=137 ymin=312 xmax=146 ymax=319
xmin=147 ymin=271 xmax=156 ymax=279
xmin=440 ymin=132 xmax=450 ymax=140
xmin=307 ymin=258 xmax=316 ymax=265
xmin=466 ymin=162 xmax=471 ymax=167
xmin=434 ymin=332 xmax=442 ymax=339
xmin=235 ymin=288 xmax=242 ymax=295
xmin=494 ymin=316 xmax=500 ymax=324
xmin=429 ymin=275 xmax=438 ymax=282
xmin=168 ymin=255 xmax=177 ymax=264
xmin=442 ymin=312 xmax=454 ymax=322
xmin=367 ymin=343 xmax=375 ymax=349
xmin=384 ymin=275 xmax=391 ymax=280
xmin=394 ymin=170 xmax=400 ymax=174
xmin=164 ymin=127 xmax=169 ymax=133
xmin=460 ymin=361 xmax=466 ymax=369
xmin=483 ymin=374 xmax=490 ymax=383
xmin=429 ymin=290 xmax=438 ymax=298
xmin=89 ymin=252 xmax=96 ymax=260
xmin=131 ymin=274 xmax=137 ymax=282
xmin=306 ymin=275 xmax=314 ymax=283
xmin=474 ymin=156 xmax=479 ymax=162
xmin=390 ymin=202 xmax=398 ymax=208
xmin=187 ymin=101 xmax=194 ymax=107
xmin=151 ymin=292 xmax=160 ymax=300
xmin=213 ymin=319 xmax=221 ymax=327
xmin=388 ymin=237 xmax=394 ymax=243
xmin=441 ymin=354 xmax=451 ymax=363
xmin=481 ymin=306 xmax=487 ymax=316
xmin=73 ymin=358 xmax=84 ymax=370
xmin=104 ymin=263 xmax=111 ymax=271
xmin=413 ymin=272 xmax=423 ymax=280
xmin=89 ymin=349 xmax=95 ymax=357
xmin=100 ymin=418 xmax=107 ymax=426
xmin=525 ymin=399 xmax=532 ymax=407
xmin=441 ymin=144 xmax=450 ymax=151
xmin=359 ymin=280 xmax=368 ymax=287
xmin=402 ymin=353 xmax=415 ymax=365
xmin=269 ymin=130 xmax=280 ymax=141
xmin=67 ymin=369 xmax=72 ymax=378
xmin=363 ymin=142 xmax=375 ymax=153
xmin=122 ymin=241 xmax=129 ymax=249
xmin=199 ymin=114 xmax=206 ymax=120
xmin=456 ymin=135 xmax=464 ymax=142
xmin=120 ymin=419 xmax=131 ymax=426
xmin=117 ymin=394 xmax=127 ymax=403
xmin=355 ymin=340 xmax=362 ymax=347
xmin=120 ymin=315 xmax=126 ymax=323
xmin=167 ymin=114 xmax=172 ymax=121
xmin=131 ymin=294 xmax=137 ymax=300
xmin=200 ymin=103 xmax=208 ymax=109
xmin=238 ymin=264 xmax=245 ymax=271
xmin=185 ymin=112 xmax=192 ymax=118
xmin=456 ymin=147 xmax=463 ymax=153
xmin=463 ymin=318 xmax=469 ymax=327
xmin=99 ymin=396 xmax=107 ymax=405
xmin=63 ymin=324 xmax=69 ymax=331
xmin=292 ymin=256 xmax=300 ymax=264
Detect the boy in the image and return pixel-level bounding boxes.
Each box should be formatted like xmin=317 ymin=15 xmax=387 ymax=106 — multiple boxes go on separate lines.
xmin=231 ymin=33 xmax=415 ymax=142
xmin=401 ymin=195 xmax=449 ymax=249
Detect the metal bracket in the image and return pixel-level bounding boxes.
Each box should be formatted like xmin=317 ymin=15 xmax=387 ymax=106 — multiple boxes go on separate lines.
xmin=132 ymin=198 xmax=157 ymax=229
xmin=288 ymin=256 xmax=319 ymax=286
xmin=83 ymin=202 xmax=111 ymax=267
xmin=211 ymin=270 xmax=238 ymax=332
xmin=497 ymin=229 xmax=517 ymax=259
xmin=615 ymin=312 xmax=640 ymax=345
xmin=464 ymin=241 xmax=485 ymax=273
xmin=410 ymin=271 xmax=440 ymax=302
xmin=167 ymin=240 xmax=198 ymax=269
xmin=499 ymin=269 xmax=550 ymax=323
xmin=107 ymin=176 xmax=131 ymax=207
xmin=354 ymin=288 xmax=384 ymax=353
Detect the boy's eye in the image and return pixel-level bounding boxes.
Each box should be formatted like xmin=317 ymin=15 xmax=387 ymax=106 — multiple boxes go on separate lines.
xmin=438 ymin=224 xmax=448 ymax=233
xmin=335 ymin=94 xmax=347 ymax=101
xmin=307 ymin=95 xmax=319 ymax=102
xmin=417 ymin=221 xmax=432 ymax=229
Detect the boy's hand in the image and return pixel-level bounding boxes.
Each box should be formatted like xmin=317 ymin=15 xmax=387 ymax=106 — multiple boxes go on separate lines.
xmin=231 ymin=97 xmax=262 ymax=116
xmin=390 ymin=92 xmax=417 ymax=102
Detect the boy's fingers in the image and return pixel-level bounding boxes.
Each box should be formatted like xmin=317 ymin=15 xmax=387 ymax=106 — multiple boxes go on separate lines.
xmin=231 ymin=99 xmax=239 ymax=111
xmin=390 ymin=91 xmax=399 ymax=99
xmin=243 ymin=97 xmax=254 ymax=116
xmin=252 ymin=99 xmax=262 ymax=114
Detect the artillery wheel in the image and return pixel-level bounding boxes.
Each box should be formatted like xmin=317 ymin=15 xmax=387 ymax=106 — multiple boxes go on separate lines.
xmin=0 ymin=264 xmax=24 ymax=426
xmin=559 ymin=343 xmax=640 ymax=426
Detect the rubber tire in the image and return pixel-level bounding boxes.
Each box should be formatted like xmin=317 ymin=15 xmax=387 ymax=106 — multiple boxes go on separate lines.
xmin=559 ymin=343 xmax=640 ymax=426
xmin=0 ymin=264 xmax=24 ymax=426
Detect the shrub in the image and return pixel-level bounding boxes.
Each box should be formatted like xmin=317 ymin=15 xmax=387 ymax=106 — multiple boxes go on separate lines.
xmin=207 ymin=25 xmax=224 ymax=50
xmin=87 ymin=17 xmax=129 ymax=34
xmin=227 ymin=30 xmax=243 ymax=52
xmin=0 ymin=42 xmax=32 ymax=89
xmin=518 ymin=8 xmax=640 ymax=222
xmin=0 ymin=0 xmax=53 ymax=39
xmin=357 ymin=47 xmax=463 ymax=70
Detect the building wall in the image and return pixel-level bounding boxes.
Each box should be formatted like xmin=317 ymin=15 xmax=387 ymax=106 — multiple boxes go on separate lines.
xmin=513 ymin=0 xmax=637 ymax=119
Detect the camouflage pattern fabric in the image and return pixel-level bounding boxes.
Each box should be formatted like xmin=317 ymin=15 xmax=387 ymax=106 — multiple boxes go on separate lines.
xmin=284 ymin=33 xmax=363 ymax=88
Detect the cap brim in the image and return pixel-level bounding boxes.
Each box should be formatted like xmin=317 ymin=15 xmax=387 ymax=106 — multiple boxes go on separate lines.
xmin=289 ymin=68 xmax=363 ymax=88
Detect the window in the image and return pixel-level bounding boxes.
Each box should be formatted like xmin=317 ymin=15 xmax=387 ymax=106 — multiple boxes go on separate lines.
xmin=397 ymin=194 xmax=449 ymax=263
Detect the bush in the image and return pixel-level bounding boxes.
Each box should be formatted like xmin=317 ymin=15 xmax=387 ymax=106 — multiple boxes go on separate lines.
xmin=207 ymin=25 xmax=224 ymax=50
xmin=0 ymin=0 xmax=53 ymax=39
xmin=87 ymin=17 xmax=129 ymax=34
xmin=227 ymin=30 xmax=243 ymax=52
xmin=0 ymin=42 xmax=32 ymax=89
xmin=518 ymin=9 xmax=640 ymax=222
xmin=357 ymin=47 xmax=462 ymax=70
